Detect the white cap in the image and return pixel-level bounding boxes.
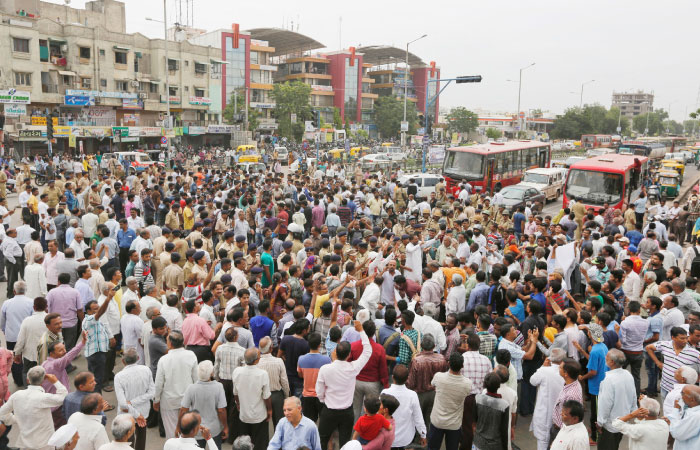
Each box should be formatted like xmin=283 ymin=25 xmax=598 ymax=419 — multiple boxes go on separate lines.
xmin=47 ymin=424 xmax=78 ymax=447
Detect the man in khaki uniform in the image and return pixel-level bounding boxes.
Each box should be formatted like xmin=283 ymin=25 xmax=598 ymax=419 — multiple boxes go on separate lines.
xmin=0 ymin=168 xmax=6 ymax=200
xmin=244 ymin=245 xmax=260 ymax=272
xmin=162 ymin=252 xmax=184 ymax=295
xmin=215 ymin=231 xmax=237 ymax=259
xmin=165 ymin=204 xmax=181 ymax=231
xmin=44 ymin=180 xmax=61 ymax=208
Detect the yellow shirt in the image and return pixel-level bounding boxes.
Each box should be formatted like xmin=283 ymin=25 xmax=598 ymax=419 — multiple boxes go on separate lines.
xmin=313 ymin=293 xmax=331 ymax=318
xmin=183 ymin=207 xmax=194 ymax=230
xmin=27 ymin=194 xmax=38 ymax=214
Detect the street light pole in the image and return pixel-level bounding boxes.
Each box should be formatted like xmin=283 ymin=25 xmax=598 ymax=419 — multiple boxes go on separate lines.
xmin=579 ymin=79 xmax=595 ymax=109
xmin=163 ymin=0 xmax=170 ymax=130
xmin=402 ymin=34 xmax=427 ymax=150
xmin=516 ymin=63 xmax=535 ymax=136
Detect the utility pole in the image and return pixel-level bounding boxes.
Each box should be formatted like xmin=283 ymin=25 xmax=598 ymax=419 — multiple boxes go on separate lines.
xmin=402 ymin=34 xmax=427 ymax=150
xmin=517 ymin=63 xmax=535 ymax=135
xmin=580 ymin=79 xmax=595 ymax=109
xmin=163 ymin=0 xmax=171 ymax=130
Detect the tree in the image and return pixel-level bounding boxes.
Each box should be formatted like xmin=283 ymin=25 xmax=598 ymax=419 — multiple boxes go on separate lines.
xmin=374 ymin=96 xmax=418 ymax=138
xmin=333 ymin=107 xmax=343 ymax=130
xmin=446 ymin=107 xmax=478 ymax=134
xmin=550 ymin=105 xmax=631 ymax=139
xmin=486 ymin=128 xmax=502 ymax=139
xmin=633 ymin=110 xmax=669 ymax=136
xmin=222 ymin=92 xmax=260 ymax=132
xmin=662 ymin=120 xmax=684 ymax=135
xmin=270 ymin=81 xmax=313 ymax=141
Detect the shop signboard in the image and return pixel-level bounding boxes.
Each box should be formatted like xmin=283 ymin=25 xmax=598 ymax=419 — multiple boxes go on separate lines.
xmin=122 ymin=98 xmax=143 ymax=110
xmin=128 ymin=127 xmax=141 ymax=137
xmin=189 ymin=96 xmax=211 ymax=106
xmin=66 ymin=89 xmax=137 ymax=99
xmin=53 ymin=126 xmax=71 ymax=137
xmin=3 ymin=103 xmax=26 ymax=117
xmin=140 ymin=127 xmax=161 ymax=137
xmin=31 ymin=117 xmax=58 ymax=126
xmin=207 ymin=124 xmax=235 ymax=134
xmin=112 ymin=127 xmax=129 ymax=137
xmin=19 ymin=129 xmax=43 ymax=138
xmin=187 ymin=126 xmax=207 ymax=135
xmin=85 ymin=107 xmax=117 ymax=122
xmin=0 ymin=89 xmax=30 ymax=104
xmin=65 ymin=95 xmax=95 ymax=106
xmin=428 ymin=145 xmax=446 ymax=164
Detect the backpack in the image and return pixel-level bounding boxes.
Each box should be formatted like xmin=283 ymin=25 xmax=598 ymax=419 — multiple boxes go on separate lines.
xmin=691 ymin=247 xmax=700 ymax=278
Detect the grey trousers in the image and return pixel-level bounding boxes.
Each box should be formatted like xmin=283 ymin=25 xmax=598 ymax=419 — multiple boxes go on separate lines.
xmin=353 ymin=379 xmax=382 ymax=422
xmin=419 ymin=390 xmax=436 ymax=430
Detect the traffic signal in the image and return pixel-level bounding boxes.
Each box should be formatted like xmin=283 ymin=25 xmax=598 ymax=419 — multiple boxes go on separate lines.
xmin=46 ymin=112 xmax=54 ymax=140
xmin=311 ymin=110 xmax=320 ymax=128
xmin=456 ymin=75 xmax=483 ymax=84
xmin=426 ymin=115 xmax=433 ymax=136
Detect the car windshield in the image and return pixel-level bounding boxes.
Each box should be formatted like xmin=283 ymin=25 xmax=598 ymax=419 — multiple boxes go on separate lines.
xmin=659 ymin=176 xmax=677 ymax=184
xmin=522 ymin=173 xmax=549 ymax=184
xmin=566 ymin=169 xmax=623 ymax=205
xmin=443 ymin=151 xmax=484 ymax=179
xmin=501 ymin=188 xmax=525 ymax=200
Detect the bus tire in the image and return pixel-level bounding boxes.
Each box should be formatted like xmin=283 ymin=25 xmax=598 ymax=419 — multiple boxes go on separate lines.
xmin=556 ymin=190 xmax=560 ymax=198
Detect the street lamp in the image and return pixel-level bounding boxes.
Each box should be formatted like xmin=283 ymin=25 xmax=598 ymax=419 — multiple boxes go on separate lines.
xmin=579 ymin=79 xmax=595 ymax=109
xmin=146 ymin=0 xmax=171 ymax=131
xmin=516 ymin=63 xmax=535 ymax=134
xmin=402 ymin=34 xmax=427 ymax=150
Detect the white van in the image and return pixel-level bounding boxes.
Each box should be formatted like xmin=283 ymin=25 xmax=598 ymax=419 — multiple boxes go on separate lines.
xmin=274 ymin=146 xmax=289 ymax=165
xmin=519 ymin=168 xmax=567 ymax=202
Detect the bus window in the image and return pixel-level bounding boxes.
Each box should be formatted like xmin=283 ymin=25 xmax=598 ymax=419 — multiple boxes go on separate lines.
xmin=510 ymin=151 xmax=519 ymax=172
xmin=525 ymin=149 xmax=532 ymax=167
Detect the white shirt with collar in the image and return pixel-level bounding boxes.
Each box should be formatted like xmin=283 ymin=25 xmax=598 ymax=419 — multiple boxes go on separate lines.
xmin=550 ymin=422 xmax=589 ymax=450
xmin=163 ymin=436 xmax=218 ymax=450
xmin=114 ymin=363 xmax=155 ymax=419
xmin=154 ymin=347 xmax=198 ymax=410
xmin=381 ymin=384 xmax=426 ymax=447
xmin=67 ymin=412 xmax=110 ymax=450
xmin=97 ymin=295 xmax=121 ymax=337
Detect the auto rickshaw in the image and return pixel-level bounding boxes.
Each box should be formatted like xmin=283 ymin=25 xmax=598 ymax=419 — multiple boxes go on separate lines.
xmin=238 ymin=154 xmax=261 ymax=163
xmin=656 ymin=170 xmax=680 ymax=198
xmin=350 ymin=146 xmax=370 ymax=157
xmin=326 ymin=148 xmax=344 ymax=161
xmin=661 ymin=159 xmax=685 ymax=179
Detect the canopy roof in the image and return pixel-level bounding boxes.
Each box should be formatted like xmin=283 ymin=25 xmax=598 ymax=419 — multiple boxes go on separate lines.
xmin=356 ymin=45 xmax=425 ymax=67
xmin=246 ymin=28 xmax=325 ymax=56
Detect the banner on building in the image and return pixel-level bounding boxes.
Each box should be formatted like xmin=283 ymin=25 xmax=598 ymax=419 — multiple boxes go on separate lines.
xmin=189 ymin=97 xmax=211 ymax=106
xmin=31 ymin=116 xmax=58 ymax=126
xmin=0 ymin=89 xmax=30 ymax=104
xmin=140 ymin=127 xmax=162 ymax=137
xmin=69 ymin=134 xmax=76 ymax=148
xmin=3 ymin=103 xmax=26 ymax=117
xmin=428 ymin=145 xmax=446 ymax=164
xmin=187 ymin=126 xmax=207 ymax=135
xmin=122 ymin=98 xmax=143 ymax=110
xmin=66 ymin=89 xmax=137 ymax=99
xmin=54 ymin=126 xmax=71 ymax=137
xmin=112 ymin=127 xmax=129 ymax=137
xmin=65 ymin=95 xmax=95 ymax=106
xmin=207 ymin=124 xmax=235 ymax=134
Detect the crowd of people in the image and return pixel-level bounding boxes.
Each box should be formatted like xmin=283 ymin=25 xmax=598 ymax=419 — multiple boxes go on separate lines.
xmin=0 ymin=152 xmax=697 ymax=450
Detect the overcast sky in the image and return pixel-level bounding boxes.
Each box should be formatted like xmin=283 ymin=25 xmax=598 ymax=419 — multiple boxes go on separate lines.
xmin=64 ymin=0 xmax=700 ymax=120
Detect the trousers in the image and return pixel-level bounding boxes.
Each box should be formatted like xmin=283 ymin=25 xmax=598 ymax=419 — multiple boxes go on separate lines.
xmin=5 ymin=342 xmax=23 ymax=387
xmin=319 ymin=405 xmax=353 ymax=450
xmin=622 ymin=351 xmax=643 ymax=396
xmin=239 ymin=420 xmax=269 ymax=450
xmin=418 ymin=390 xmax=436 ymax=431
xmin=459 ymin=394 xmax=476 ymax=450
xmin=301 ymin=396 xmax=322 ymax=422
xmin=87 ymin=351 xmax=107 ymax=393
xmin=428 ymin=425 xmax=460 ymax=450
xmin=129 ymin=422 xmax=147 ymax=450
xmin=270 ymin=390 xmax=285 ymax=428
xmin=352 ymin=380 xmax=382 ymax=422
xmin=161 ymin=407 xmax=180 ymax=439
xmin=597 ymin=428 xmax=623 ymax=450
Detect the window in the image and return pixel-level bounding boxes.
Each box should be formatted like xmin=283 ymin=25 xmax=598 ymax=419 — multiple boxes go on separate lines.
xmin=115 ymin=51 xmax=127 ymax=64
xmin=134 ymin=57 xmax=139 ymax=73
xmin=100 ymin=78 xmax=107 ymax=87
xmin=13 ymin=38 xmax=29 ymax=53
xmin=168 ymin=59 xmax=179 ymax=71
xmin=149 ymin=83 xmax=158 ymax=93
xmin=79 ymin=47 xmax=91 ymax=59
xmin=185 ymin=60 xmax=189 ymax=67
xmin=250 ymin=51 xmax=260 ymax=65
xmin=194 ymin=88 xmax=205 ymax=97
xmin=115 ymin=80 xmax=129 ymax=91
xmin=39 ymin=39 xmax=48 ymax=62
xmin=194 ymin=62 xmax=207 ymax=74
xmin=99 ymin=49 xmax=105 ymax=57
xmin=424 ymin=177 xmax=439 ymax=187
xmin=169 ymin=86 xmax=178 ymax=96
xmin=184 ymin=86 xmax=189 ymax=92
xmin=14 ymin=72 xmax=31 ymax=86
xmin=81 ymin=77 xmax=91 ymax=89
xmin=62 ymin=75 xmax=72 ymax=85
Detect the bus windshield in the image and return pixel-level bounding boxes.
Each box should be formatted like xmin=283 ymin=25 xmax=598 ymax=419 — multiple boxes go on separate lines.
xmin=443 ymin=151 xmax=484 ymax=179
xmin=566 ymin=169 xmax=623 ymax=205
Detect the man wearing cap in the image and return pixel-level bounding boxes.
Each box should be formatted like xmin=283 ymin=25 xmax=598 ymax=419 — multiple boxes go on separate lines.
xmin=46 ymin=179 xmax=62 ymax=209
xmin=165 ymin=204 xmax=181 ymax=232
xmin=186 ymin=221 xmax=205 ymax=247
xmin=234 ymin=234 xmax=248 ymax=256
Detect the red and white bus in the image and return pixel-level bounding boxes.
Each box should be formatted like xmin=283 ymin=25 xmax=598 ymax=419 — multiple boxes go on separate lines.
xmin=581 ymin=134 xmax=613 ymax=149
xmin=563 ymin=154 xmax=649 ymax=212
xmin=443 ymin=140 xmax=551 ymax=195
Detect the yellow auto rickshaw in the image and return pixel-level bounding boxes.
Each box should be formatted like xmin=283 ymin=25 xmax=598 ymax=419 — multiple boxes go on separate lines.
xmin=237 ymin=144 xmax=257 ymax=153
xmin=661 ymin=159 xmax=685 ymax=178
xmin=326 ymin=148 xmax=344 ymax=160
xmin=656 ymin=170 xmax=680 ymax=198
xmin=350 ymin=146 xmax=370 ymax=157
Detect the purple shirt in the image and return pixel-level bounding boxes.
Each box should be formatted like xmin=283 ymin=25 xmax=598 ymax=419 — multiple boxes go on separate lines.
xmin=46 ymin=284 xmax=83 ymax=328
xmin=312 ymin=206 xmax=325 ymax=228
xmin=41 ymin=340 xmax=85 ymax=407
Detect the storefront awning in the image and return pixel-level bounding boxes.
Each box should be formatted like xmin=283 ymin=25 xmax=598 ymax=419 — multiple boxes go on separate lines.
xmin=210 ymin=59 xmax=229 ymax=65
xmin=48 ymin=38 xmax=67 ymax=44
xmin=194 ymin=61 xmax=209 ymax=65
xmin=59 ymin=70 xmax=76 ymax=77
xmin=149 ymin=80 xmax=160 ymax=84
xmin=113 ymin=45 xmax=130 ymax=51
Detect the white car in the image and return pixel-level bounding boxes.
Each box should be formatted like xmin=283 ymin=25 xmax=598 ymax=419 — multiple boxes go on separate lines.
xmin=398 ymin=173 xmax=444 ymax=200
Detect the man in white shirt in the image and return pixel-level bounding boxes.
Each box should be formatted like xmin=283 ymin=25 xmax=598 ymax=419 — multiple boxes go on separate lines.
xmin=621 ymin=258 xmax=642 ymax=302
xmin=316 ymin=320 xmax=371 ymax=450
xmin=358 ymin=276 xmax=383 ymax=319
xmin=0 ymin=366 xmax=67 ymax=449
xmin=114 ymin=348 xmax=155 ymax=450
xmin=232 ymin=347 xmax=272 ymax=450
xmin=381 ymin=364 xmax=427 ymax=448
xmin=529 ymin=348 xmax=566 ymax=450
xmin=154 ymin=330 xmax=198 ymax=439
xmin=66 ymin=392 xmax=110 ymax=450
xmin=550 ymin=400 xmax=589 ymax=450
xmin=120 ymin=301 xmax=145 ymax=364
xmin=163 ymin=411 xmax=218 ymax=450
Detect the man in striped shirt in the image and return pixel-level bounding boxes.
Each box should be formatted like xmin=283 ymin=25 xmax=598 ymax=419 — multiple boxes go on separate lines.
xmin=646 ymin=326 xmax=700 ymax=398
xmin=550 ymin=359 xmax=583 ymax=444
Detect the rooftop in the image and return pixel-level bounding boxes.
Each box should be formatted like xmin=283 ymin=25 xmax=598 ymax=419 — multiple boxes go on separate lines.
xmin=246 ymin=28 xmax=325 ymax=56
xmin=355 ymin=45 xmax=425 ymax=67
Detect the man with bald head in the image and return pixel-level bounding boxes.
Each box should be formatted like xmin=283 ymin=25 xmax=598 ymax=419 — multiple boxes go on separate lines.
xmin=231 ymin=347 xmax=272 ymax=450
xmin=256 ymin=336 xmax=289 ymax=427
xmin=268 ymin=397 xmax=321 ymax=450
xmin=164 ymin=411 xmax=216 ymax=450
xmin=666 ymin=384 xmax=700 ymax=447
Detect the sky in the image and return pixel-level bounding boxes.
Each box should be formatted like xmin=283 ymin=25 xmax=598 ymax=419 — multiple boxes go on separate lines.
xmin=60 ymin=0 xmax=700 ymax=121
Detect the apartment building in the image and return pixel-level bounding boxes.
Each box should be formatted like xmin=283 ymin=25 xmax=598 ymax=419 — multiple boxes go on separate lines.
xmin=611 ymin=90 xmax=654 ymax=118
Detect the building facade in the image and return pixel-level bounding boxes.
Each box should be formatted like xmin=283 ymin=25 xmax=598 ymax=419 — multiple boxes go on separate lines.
xmin=612 ymin=90 xmax=654 ymax=118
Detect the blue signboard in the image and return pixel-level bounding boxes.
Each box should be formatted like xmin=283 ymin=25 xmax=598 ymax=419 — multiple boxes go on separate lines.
xmin=64 ymin=95 xmax=95 ymax=106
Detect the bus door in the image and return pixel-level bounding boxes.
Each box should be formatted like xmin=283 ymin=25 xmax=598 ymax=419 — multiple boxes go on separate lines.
xmin=485 ymin=158 xmax=494 ymax=193
xmin=537 ymin=147 xmax=548 ymax=168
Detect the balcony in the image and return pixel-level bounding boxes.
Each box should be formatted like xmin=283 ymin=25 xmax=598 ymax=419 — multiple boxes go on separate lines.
xmin=50 ymin=56 xmax=67 ymax=66
xmin=42 ymin=84 xmax=59 ymax=93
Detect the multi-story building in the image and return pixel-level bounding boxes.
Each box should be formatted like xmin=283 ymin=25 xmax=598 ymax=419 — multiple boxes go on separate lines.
xmin=612 ymin=90 xmax=654 ymax=118
xmin=0 ymin=0 xmax=232 ymax=154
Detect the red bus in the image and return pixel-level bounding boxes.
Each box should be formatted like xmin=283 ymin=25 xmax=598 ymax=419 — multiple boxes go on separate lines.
xmin=443 ymin=140 xmax=551 ymax=195
xmin=563 ymin=154 xmax=649 ymax=212
xmin=581 ymin=134 xmax=613 ymax=149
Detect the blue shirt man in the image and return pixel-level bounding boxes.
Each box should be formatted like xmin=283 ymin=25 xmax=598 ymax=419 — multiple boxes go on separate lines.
xmin=467 ymin=281 xmax=490 ymax=312
xmin=513 ymin=211 xmax=526 ymax=234
xmin=267 ymin=402 xmax=321 ymax=450
xmin=117 ymin=223 xmax=136 ymax=249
